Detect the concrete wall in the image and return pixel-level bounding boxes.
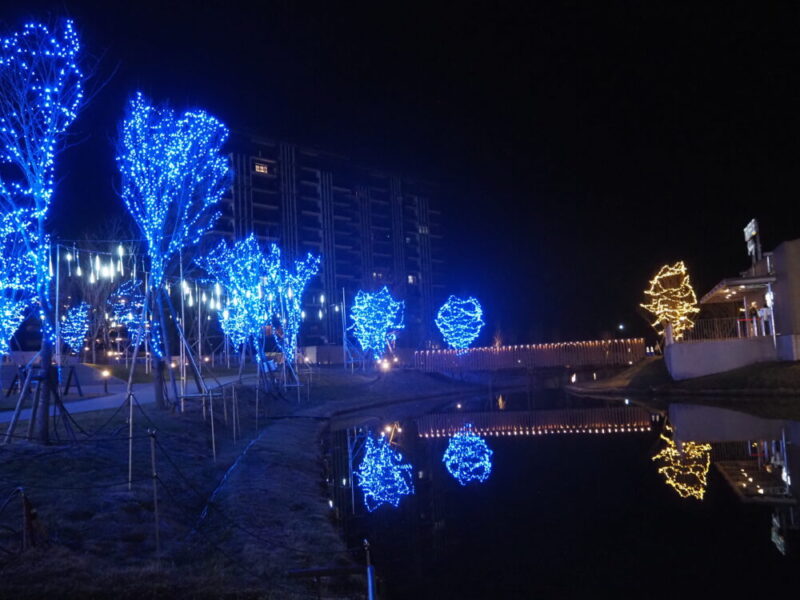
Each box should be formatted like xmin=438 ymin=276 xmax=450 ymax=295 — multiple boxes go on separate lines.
xmin=665 ymin=336 xmax=777 ymax=381
xmin=772 ymin=239 xmax=800 ymax=336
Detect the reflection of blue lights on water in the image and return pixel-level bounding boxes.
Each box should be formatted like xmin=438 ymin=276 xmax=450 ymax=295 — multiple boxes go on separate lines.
xmin=357 ymin=434 xmax=414 ymax=511
xmin=443 ymin=424 xmax=493 ymax=486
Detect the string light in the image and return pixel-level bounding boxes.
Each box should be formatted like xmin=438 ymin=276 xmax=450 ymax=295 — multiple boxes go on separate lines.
xmin=117 ymin=92 xmax=231 ymax=356
xmin=356 ymin=433 xmax=414 ymax=512
xmin=435 ymin=295 xmax=485 ymax=352
xmin=108 ymin=279 xmax=146 ymax=346
xmin=198 ymin=235 xmax=320 ymax=364
xmin=0 ymin=20 xmax=85 ymax=346
xmin=60 ymin=301 xmax=90 ymax=353
xmin=442 ymin=423 xmax=493 ymax=485
xmin=640 ymin=261 xmax=700 ymax=340
xmin=651 ymin=424 xmax=711 ymax=500
xmin=349 ymin=287 xmax=404 ymax=361
xmin=0 ymin=211 xmax=37 ymax=355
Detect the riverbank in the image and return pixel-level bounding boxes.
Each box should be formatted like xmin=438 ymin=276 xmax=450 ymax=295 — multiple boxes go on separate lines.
xmin=0 ymin=368 xmax=484 ymax=598
xmin=567 ymin=357 xmax=800 ymax=420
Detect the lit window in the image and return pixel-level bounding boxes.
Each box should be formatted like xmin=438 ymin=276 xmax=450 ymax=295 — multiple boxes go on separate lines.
xmin=407 ymin=274 xmax=416 ymax=284
xmin=418 ymin=225 xmax=429 ymax=235
xmin=254 ymin=161 xmax=271 ymax=175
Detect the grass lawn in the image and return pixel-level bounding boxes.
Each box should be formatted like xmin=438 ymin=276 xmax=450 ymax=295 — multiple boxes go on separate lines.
xmin=0 ymin=368 xmax=479 ymax=598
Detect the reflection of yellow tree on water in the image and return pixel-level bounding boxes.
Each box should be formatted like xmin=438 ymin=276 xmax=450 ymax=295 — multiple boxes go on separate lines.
xmin=652 ymin=425 xmax=711 ymax=500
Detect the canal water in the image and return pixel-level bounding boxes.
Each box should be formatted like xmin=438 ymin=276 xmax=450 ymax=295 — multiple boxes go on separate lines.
xmin=328 ymin=392 xmax=799 ymax=598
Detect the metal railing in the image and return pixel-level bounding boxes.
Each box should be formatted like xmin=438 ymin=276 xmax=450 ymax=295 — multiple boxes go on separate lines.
xmin=680 ymin=317 xmax=769 ymax=342
xmin=414 ymin=338 xmax=646 ymax=372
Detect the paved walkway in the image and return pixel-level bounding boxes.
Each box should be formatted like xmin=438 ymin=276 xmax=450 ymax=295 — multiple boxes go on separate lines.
xmin=0 ymin=374 xmax=252 ymax=424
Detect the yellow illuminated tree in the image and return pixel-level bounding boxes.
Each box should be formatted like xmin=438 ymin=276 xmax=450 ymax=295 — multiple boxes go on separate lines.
xmin=652 ymin=425 xmax=711 ymax=500
xmin=640 ymin=261 xmax=700 ymax=340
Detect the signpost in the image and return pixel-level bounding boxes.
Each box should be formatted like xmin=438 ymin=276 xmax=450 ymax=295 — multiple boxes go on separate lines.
xmin=744 ymin=218 xmax=762 ymax=264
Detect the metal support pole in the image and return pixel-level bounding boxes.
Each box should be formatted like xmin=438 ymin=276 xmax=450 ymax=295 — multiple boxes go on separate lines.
xmin=128 ymin=393 xmax=134 ymax=490
xmin=149 ymin=430 xmax=160 ymax=557
xmin=209 ymin=390 xmax=216 ymax=462
xmin=364 ymin=539 xmax=376 ymax=600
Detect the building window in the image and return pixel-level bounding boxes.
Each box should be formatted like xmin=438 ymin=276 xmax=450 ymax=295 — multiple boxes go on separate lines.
xmin=407 ymin=274 xmax=417 ymax=285
xmin=418 ymin=225 xmax=429 ymax=235
xmin=253 ymin=160 xmax=272 ymax=175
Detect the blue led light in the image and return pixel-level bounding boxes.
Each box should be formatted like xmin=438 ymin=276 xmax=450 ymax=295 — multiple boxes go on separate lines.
xmin=435 ymin=295 xmax=485 ymax=352
xmin=442 ymin=423 xmax=493 ymax=486
xmin=109 ymin=279 xmax=146 ymax=345
xmin=349 ymin=287 xmax=404 ymax=361
xmin=117 ymin=92 xmax=230 ymax=357
xmin=0 ymin=211 xmax=37 ymax=355
xmin=357 ymin=434 xmax=414 ymax=512
xmin=198 ymin=235 xmax=320 ymax=364
xmin=0 ymin=20 xmax=85 ymax=347
xmin=60 ymin=301 xmax=90 ymax=354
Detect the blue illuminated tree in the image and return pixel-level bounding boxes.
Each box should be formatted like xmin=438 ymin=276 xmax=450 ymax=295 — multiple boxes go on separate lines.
xmin=349 ymin=287 xmax=404 ymax=361
xmin=198 ymin=235 xmax=320 ymax=367
xmin=264 ymin=244 xmax=320 ymax=365
xmin=60 ymin=302 xmax=90 ymax=354
xmin=357 ymin=434 xmax=414 ymax=511
xmin=108 ymin=279 xmax=146 ymax=346
xmin=0 ymin=19 xmax=86 ymax=440
xmin=442 ymin=424 xmax=493 ymax=485
xmin=198 ymin=235 xmax=268 ymax=354
xmin=0 ymin=211 xmax=37 ymax=355
xmin=118 ymin=92 xmax=231 ymax=406
xmin=435 ymin=295 xmax=485 ymax=352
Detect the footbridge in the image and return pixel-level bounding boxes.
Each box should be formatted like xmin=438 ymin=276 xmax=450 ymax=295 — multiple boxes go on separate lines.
xmin=414 ymin=338 xmax=646 ymax=372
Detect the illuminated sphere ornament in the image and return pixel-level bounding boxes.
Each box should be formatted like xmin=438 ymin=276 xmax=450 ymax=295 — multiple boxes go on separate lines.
xmin=652 ymin=424 xmax=711 ymax=500
xmin=349 ymin=287 xmax=404 ymax=361
xmin=435 ymin=295 xmax=485 ymax=351
xmin=356 ymin=434 xmax=414 ymax=512
xmin=640 ymin=261 xmax=700 ymax=340
xmin=442 ymin=424 xmax=493 ymax=485
xmin=60 ymin=302 xmax=90 ymax=354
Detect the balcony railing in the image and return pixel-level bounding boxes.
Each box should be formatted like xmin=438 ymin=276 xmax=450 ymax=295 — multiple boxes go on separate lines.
xmin=680 ymin=317 xmax=771 ymax=342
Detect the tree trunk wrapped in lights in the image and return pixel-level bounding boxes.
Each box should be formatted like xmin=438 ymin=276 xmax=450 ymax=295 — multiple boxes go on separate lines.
xmin=117 ymin=92 xmax=231 ymax=408
xmin=0 ymin=20 xmax=85 ymax=441
xmin=640 ymin=261 xmax=700 ymax=341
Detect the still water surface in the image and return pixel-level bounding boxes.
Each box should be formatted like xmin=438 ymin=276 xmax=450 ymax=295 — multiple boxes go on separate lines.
xmin=330 ymin=392 xmax=799 ymax=599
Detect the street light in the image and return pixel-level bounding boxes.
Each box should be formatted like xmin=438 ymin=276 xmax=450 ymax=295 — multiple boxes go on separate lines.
xmin=101 ymin=369 xmax=110 ymax=394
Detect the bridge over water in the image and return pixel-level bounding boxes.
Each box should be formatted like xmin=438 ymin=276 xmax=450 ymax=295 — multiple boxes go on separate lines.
xmin=416 ymin=406 xmax=654 ymax=438
xmin=414 ymin=338 xmax=646 ymax=372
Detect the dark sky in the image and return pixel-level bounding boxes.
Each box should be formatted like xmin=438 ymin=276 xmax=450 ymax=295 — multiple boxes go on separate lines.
xmin=7 ymin=1 xmax=799 ymax=343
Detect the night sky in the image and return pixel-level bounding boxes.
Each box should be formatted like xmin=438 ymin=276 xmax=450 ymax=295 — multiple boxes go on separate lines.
xmin=6 ymin=2 xmax=798 ymax=343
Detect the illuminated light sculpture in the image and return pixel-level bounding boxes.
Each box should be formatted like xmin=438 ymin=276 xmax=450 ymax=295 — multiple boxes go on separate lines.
xmin=0 ymin=211 xmax=37 ymax=355
xmin=640 ymin=261 xmax=700 ymax=340
xmin=349 ymin=287 xmax=404 ymax=361
xmin=60 ymin=301 xmax=90 ymax=354
xmin=443 ymin=423 xmax=493 ymax=485
xmin=357 ymin=434 xmax=414 ymax=512
xmin=435 ymin=295 xmax=485 ymax=352
xmin=117 ymin=92 xmax=231 ymax=358
xmin=652 ymin=425 xmax=711 ymax=500
xmin=109 ymin=279 xmax=146 ymax=345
